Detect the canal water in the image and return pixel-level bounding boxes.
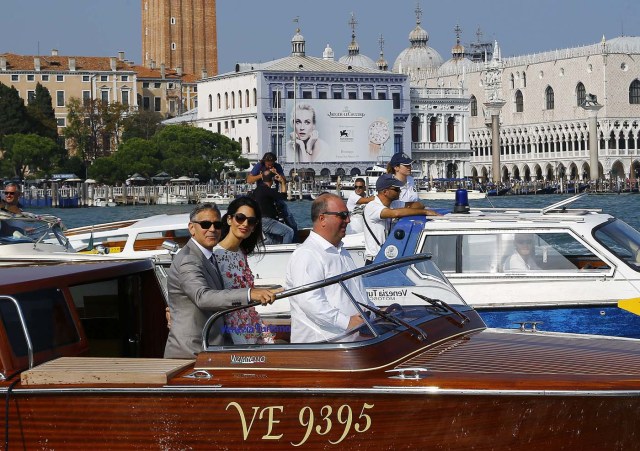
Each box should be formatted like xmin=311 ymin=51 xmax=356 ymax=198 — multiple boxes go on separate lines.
xmin=32 ymin=193 xmax=639 ymax=230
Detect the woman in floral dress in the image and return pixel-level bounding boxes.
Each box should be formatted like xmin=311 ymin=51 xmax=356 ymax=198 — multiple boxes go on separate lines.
xmin=213 ymin=196 xmax=276 ymax=344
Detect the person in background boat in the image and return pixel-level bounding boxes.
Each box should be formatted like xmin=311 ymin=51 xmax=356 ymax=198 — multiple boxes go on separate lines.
xmin=386 ymin=153 xmax=422 ymax=207
xmin=1 ymin=182 xmax=23 ymax=214
xmin=504 ymin=234 xmax=540 ymax=271
xmin=246 ymin=152 xmax=286 ymax=188
xmin=363 ymin=174 xmax=441 ymax=265
xmin=346 ymin=177 xmax=374 ymax=233
xmin=286 ymin=193 xmax=374 ymax=343
xmin=287 ymin=103 xmax=328 ymax=163
xmin=164 ymin=203 xmax=279 ymax=359
xmin=213 ymin=196 xmax=278 ymax=344
xmin=253 ymin=170 xmax=295 ymax=244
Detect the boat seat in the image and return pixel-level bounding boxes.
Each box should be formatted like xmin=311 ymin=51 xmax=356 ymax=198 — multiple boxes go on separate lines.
xmin=21 ymin=357 xmax=193 ymax=385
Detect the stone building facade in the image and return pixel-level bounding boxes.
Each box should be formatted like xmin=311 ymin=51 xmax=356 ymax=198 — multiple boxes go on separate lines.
xmin=141 ymin=0 xmax=218 ymax=77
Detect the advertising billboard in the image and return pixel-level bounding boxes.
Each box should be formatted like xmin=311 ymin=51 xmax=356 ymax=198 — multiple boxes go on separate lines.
xmin=285 ymin=99 xmax=394 ymax=164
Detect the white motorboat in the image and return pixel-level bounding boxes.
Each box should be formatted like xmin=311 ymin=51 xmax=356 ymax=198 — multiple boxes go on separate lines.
xmin=197 ymin=192 xmax=235 ymax=206
xmin=156 ymin=193 xmax=189 ymax=205
xmin=94 ymin=197 xmax=117 ymax=207
xmin=418 ymin=188 xmax=486 ymax=200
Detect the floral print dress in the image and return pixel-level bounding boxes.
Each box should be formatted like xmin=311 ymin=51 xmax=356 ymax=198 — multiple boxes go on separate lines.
xmin=212 ymin=246 xmax=275 ymax=344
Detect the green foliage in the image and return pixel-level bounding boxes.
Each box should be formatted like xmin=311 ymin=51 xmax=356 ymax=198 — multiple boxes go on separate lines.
xmin=88 ymin=138 xmax=160 ymax=184
xmin=122 ymin=110 xmax=164 ymax=141
xmin=27 ymin=83 xmax=57 ymax=140
xmin=154 ymin=125 xmax=245 ymax=181
xmin=0 ymin=83 xmax=30 ymax=144
xmin=56 ymin=155 xmax=86 ymax=178
xmin=2 ymin=133 xmax=64 ymax=179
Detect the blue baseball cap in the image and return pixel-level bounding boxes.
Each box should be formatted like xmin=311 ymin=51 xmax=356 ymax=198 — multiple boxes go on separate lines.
xmin=376 ymin=174 xmax=405 ymax=191
xmin=389 ymin=153 xmax=413 ymax=166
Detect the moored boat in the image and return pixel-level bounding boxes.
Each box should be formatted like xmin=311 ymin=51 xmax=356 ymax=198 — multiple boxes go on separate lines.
xmin=2 ymin=256 xmax=640 ymax=448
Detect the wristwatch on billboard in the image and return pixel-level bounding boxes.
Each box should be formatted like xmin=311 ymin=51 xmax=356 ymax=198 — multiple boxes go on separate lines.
xmin=368 ymin=119 xmax=390 ymax=153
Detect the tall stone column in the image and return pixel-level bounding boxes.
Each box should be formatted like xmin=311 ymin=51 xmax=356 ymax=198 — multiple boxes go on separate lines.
xmin=581 ymin=97 xmax=603 ymax=181
xmin=486 ymin=101 xmax=506 ymax=183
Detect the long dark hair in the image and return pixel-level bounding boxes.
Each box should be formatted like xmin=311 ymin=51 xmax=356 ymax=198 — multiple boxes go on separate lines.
xmin=220 ymin=196 xmax=264 ymax=255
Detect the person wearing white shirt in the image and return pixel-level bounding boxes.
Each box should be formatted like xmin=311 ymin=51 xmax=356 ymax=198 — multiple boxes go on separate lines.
xmin=386 ymin=153 xmax=422 ymax=206
xmin=504 ymin=235 xmax=540 ymax=271
xmin=346 ymin=177 xmax=374 ymax=233
xmin=363 ymin=174 xmax=440 ymax=264
xmin=285 ymin=193 xmax=374 ymax=343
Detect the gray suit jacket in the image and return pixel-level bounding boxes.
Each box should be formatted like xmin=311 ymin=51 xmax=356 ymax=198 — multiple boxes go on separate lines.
xmin=164 ymin=239 xmax=248 ymax=358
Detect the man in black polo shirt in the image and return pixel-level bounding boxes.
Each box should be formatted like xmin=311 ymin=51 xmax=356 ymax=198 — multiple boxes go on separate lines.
xmin=253 ymin=170 xmax=294 ymax=244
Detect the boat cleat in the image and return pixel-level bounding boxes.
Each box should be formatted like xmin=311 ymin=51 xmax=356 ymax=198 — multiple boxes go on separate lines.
xmin=514 ymin=321 xmax=544 ymax=332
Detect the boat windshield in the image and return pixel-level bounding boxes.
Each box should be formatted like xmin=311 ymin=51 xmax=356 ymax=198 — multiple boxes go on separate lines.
xmin=0 ymin=214 xmax=67 ymax=246
xmin=202 ymin=254 xmax=471 ymax=349
xmin=594 ymin=218 xmax=640 ymax=272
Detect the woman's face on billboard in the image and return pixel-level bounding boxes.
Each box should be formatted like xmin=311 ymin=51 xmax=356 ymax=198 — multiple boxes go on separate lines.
xmin=294 ymin=109 xmax=315 ymax=140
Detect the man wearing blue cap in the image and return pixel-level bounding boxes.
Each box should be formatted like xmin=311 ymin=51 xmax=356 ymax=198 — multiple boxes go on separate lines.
xmin=363 ymin=174 xmax=440 ymax=264
xmin=387 ymin=153 xmax=422 ymax=207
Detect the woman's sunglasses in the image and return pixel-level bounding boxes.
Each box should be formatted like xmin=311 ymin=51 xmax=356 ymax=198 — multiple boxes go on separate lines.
xmin=232 ymin=213 xmax=259 ymax=226
xmin=192 ymin=220 xmax=223 ymax=230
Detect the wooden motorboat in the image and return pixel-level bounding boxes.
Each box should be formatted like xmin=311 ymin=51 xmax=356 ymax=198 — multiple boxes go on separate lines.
xmin=2 ymin=255 xmax=640 ymax=448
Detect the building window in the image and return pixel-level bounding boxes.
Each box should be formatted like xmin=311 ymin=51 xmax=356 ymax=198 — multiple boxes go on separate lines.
xmin=100 ymin=75 xmax=108 ymax=82
xmin=143 ymin=96 xmax=150 ymax=110
xmin=363 ymin=92 xmax=372 ymax=100
xmin=238 ymin=90 xmax=242 ymax=108
xmin=253 ymin=88 xmax=257 ymax=106
xmin=394 ymin=134 xmax=403 ymax=154
xmin=302 ymin=91 xmax=312 ymax=99
xmin=515 ymin=90 xmax=524 ymax=112
xmin=82 ymin=90 xmax=91 ymax=104
xmin=27 ymin=74 xmax=35 ymax=82
xmin=522 ymin=72 xmax=527 ymax=88
xmin=27 ymin=91 xmax=36 ymax=103
xmin=245 ymin=89 xmax=250 ymax=107
xmin=56 ymin=118 xmax=66 ymax=127
xmin=170 ymin=17 xmax=176 ymax=25
xmin=121 ymin=90 xmax=129 ymax=106
xmin=576 ymin=82 xmax=586 ymax=107
xmin=348 ymin=92 xmax=357 ymax=100
xmin=224 ymin=121 xmax=228 ymax=130
xmin=41 ymin=74 xmax=49 ymax=81
xmin=629 ymin=80 xmax=640 ymax=104
xmin=101 ymin=90 xmax=109 ymax=103
xmin=121 ymin=75 xmax=129 ymax=82
xmin=392 ymin=92 xmax=401 ymax=109
xmin=272 ymin=90 xmax=282 ymax=108
xmin=319 ymin=91 xmax=327 ymax=99
xmin=246 ymin=137 xmax=251 ymax=153
xmin=231 ymin=120 xmax=235 ymax=128
xmin=232 ymin=91 xmax=235 ymax=108
xmin=56 ymin=75 xmax=64 ymax=82
xmin=154 ymin=97 xmax=161 ymax=111
xmin=510 ymin=73 xmax=515 ymax=89
xmin=545 ymin=86 xmax=554 ymax=110
xmin=82 ymin=75 xmax=90 ymax=82
xmin=378 ymin=92 xmax=387 ymax=100
xmin=154 ymin=82 xmax=161 ymax=88
xmin=470 ymin=95 xmax=477 ymax=116
xmin=11 ymin=75 xmax=19 ymax=82
xmin=287 ymin=91 xmax=294 ymax=99
xmin=208 ymin=94 xmax=213 ymax=112
xmin=56 ymin=91 xmax=65 ymax=107
xmin=171 ymin=42 xmax=176 ymax=50
xmin=225 ymin=92 xmax=229 ymax=109
xmin=217 ymin=122 xmax=221 ymax=133
xmin=333 ymin=92 xmax=342 ymax=99
xmin=216 ymin=93 xmax=220 ymax=109
xmin=143 ymin=82 xmax=149 ymax=88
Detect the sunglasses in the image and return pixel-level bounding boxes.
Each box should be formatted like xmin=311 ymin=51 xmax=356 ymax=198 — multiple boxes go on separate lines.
xmin=192 ymin=220 xmax=223 ymax=230
xmin=232 ymin=213 xmax=259 ymax=226
xmin=322 ymin=211 xmax=350 ymax=220
xmin=354 ymin=185 xmax=366 ymax=189
xmin=3 ymin=191 xmax=17 ymax=196
xmin=387 ymin=186 xmax=401 ymax=192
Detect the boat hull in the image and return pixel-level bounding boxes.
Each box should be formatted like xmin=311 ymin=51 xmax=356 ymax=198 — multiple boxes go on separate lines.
xmin=4 ymin=389 xmax=640 ymax=449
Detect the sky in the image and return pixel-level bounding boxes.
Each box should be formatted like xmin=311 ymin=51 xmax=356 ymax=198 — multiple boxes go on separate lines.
xmin=1 ymin=0 xmax=639 ymax=73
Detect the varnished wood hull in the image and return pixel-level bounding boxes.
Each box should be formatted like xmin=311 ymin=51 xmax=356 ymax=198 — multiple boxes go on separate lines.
xmin=3 ymin=390 xmax=639 ymax=449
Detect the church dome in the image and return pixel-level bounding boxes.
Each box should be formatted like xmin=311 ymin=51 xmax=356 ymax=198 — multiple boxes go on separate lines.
xmin=338 ymin=13 xmax=378 ymax=70
xmin=439 ymin=25 xmax=474 ymax=74
xmin=392 ymin=7 xmax=443 ymax=74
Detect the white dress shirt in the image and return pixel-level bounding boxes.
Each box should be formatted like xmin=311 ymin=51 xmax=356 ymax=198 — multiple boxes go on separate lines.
xmin=363 ymin=196 xmax=403 ymax=260
xmin=285 ymin=231 xmax=374 ymax=343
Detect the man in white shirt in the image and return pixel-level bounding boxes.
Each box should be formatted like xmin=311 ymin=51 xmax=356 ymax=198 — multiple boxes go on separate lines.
xmin=346 ymin=177 xmax=374 ymax=233
xmin=504 ymin=234 xmax=540 ymax=271
xmin=285 ymin=193 xmax=374 ymax=343
xmin=363 ymin=174 xmax=440 ymax=264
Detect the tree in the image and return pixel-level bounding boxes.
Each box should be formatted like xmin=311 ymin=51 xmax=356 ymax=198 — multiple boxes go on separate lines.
xmin=122 ymin=110 xmax=164 ymax=141
xmin=0 ymin=83 xmax=30 ymax=144
xmin=27 ymin=83 xmax=57 ymax=140
xmin=2 ymin=133 xmax=64 ymax=179
xmin=154 ymin=126 xmax=248 ymax=181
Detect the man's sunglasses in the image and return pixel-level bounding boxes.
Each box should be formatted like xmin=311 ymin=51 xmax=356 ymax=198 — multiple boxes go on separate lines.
xmin=322 ymin=211 xmax=350 ymax=220
xmin=387 ymin=186 xmax=401 ymax=192
xmin=354 ymin=185 xmax=366 ymax=189
xmin=232 ymin=213 xmax=259 ymax=226
xmin=192 ymin=220 xmax=223 ymax=230
xmin=3 ymin=191 xmax=17 ymax=196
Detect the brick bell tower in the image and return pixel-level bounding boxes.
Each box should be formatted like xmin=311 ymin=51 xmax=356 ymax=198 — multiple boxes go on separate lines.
xmin=141 ymin=0 xmax=218 ymax=77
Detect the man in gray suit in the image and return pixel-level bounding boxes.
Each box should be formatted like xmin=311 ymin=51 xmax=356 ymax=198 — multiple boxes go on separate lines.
xmin=164 ymin=203 xmax=278 ymax=359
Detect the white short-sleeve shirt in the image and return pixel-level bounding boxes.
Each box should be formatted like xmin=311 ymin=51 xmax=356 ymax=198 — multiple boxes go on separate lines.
xmin=363 ymin=195 xmax=403 ymax=260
